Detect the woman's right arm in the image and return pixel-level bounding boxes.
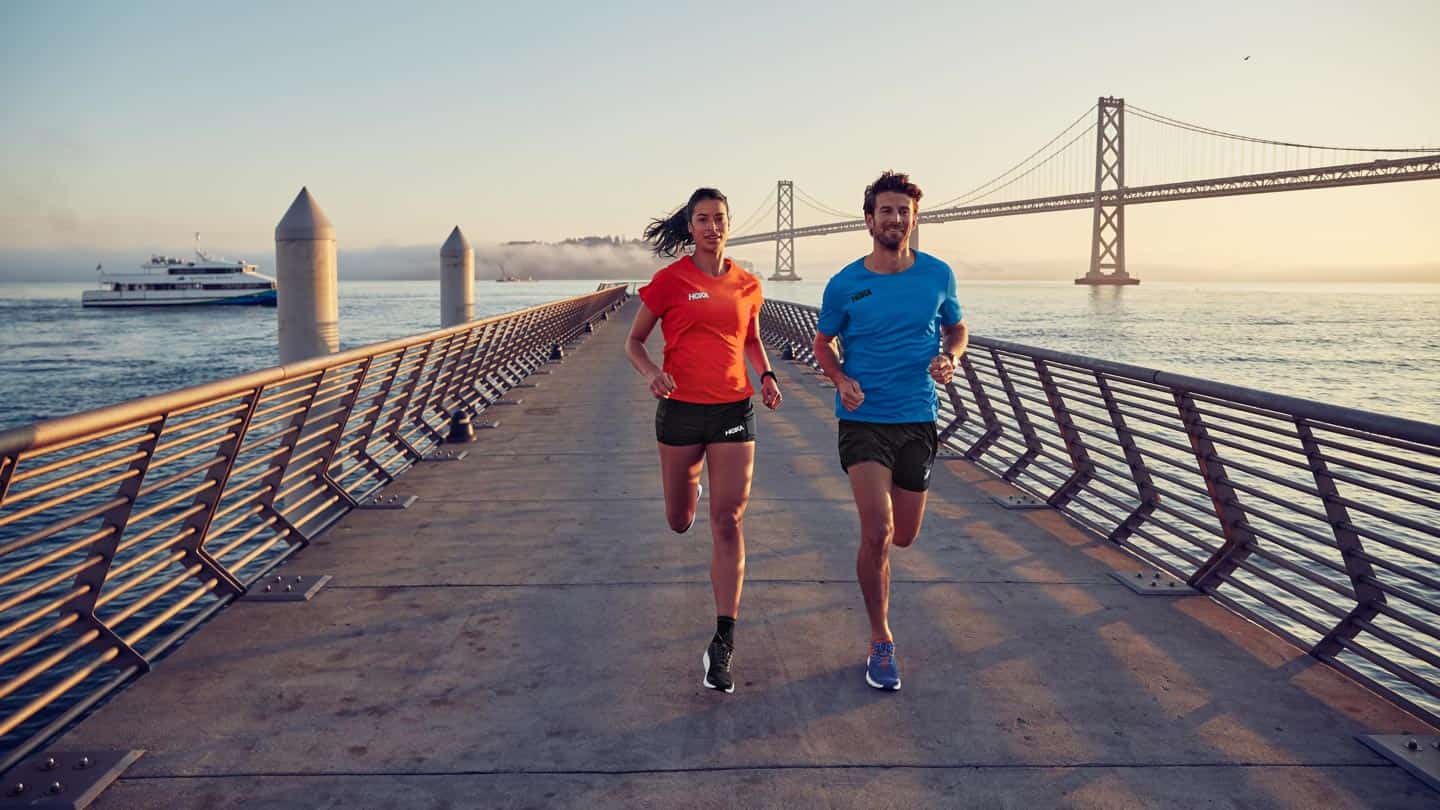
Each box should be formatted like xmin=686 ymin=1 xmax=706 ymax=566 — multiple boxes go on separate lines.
xmin=626 ymin=303 xmax=677 ymax=399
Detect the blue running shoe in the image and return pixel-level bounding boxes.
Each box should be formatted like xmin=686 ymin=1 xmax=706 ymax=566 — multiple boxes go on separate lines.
xmin=866 ymin=640 xmax=901 ymax=691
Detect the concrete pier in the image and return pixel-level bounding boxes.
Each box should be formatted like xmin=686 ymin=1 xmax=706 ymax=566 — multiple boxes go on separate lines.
xmin=275 ymin=187 xmax=339 ymax=363
xmin=58 ymin=300 xmax=1437 ymax=808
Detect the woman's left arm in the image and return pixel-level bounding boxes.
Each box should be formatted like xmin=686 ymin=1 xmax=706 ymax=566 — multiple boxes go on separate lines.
xmin=746 ymin=311 xmax=782 ymax=410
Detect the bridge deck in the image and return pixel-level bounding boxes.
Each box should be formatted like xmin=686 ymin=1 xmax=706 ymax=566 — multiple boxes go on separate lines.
xmin=62 ymin=300 xmax=1435 ymax=809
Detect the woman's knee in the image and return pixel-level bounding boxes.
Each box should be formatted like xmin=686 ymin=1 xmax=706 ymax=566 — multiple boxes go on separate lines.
xmin=666 ymin=506 xmax=696 ymax=534
xmin=708 ymin=500 xmax=746 ymax=532
xmin=861 ymin=520 xmax=894 ymax=550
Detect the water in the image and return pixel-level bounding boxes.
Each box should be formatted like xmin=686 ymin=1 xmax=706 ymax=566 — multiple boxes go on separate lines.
xmin=2 ymin=280 xmax=1435 ymax=430
xmin=0 ymin=280 xmax=609 ymax=430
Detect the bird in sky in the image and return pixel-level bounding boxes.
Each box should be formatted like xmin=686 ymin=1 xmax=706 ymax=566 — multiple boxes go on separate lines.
xmin=1243 ymin=55 xmax=1251 ymax=61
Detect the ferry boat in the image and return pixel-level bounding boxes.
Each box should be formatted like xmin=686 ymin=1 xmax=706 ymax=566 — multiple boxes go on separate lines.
xmin=82 ymin=251 xmax=277 ymax=308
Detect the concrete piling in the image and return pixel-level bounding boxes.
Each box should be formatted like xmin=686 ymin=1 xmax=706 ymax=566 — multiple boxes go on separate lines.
xmin=275 ymin=187 xmax=339 ymax=363
xmin=440 ymin=226 xmax=474 ymax=328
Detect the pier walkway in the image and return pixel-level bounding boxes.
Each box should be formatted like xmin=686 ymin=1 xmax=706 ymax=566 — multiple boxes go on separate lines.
xmin=44 ymin=300 xmax=1439 ymax=808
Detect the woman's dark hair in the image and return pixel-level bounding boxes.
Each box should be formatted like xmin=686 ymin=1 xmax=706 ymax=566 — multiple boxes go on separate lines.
xmin=643 ymin=188 xmax=729 ymax=257
xmin=862 ymin=171 xmax=923 ymax=216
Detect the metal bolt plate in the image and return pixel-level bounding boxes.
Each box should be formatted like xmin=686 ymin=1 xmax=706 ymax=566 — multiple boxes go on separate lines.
xmin=244 ymin=574 xmax=332 ymax=602
xmin=357 ymin=494 xmax=417 ymax=510
xmin=423 ymin=449 xmax=469 ymax=462
xmin=491 ymin=399 xmax=524 ymax=406
xmin=1110 ymin=567 xmax=1196 ymax=596
xmin=1357 ymin=735 xmax=1440 ymax=792
xmin=0 ymin=750 xmax=143 ymax=809
xmin=989 ymin=493 xmax=1049 ymax=510
xmin=476 ymin=421 xmax=500 ymax=430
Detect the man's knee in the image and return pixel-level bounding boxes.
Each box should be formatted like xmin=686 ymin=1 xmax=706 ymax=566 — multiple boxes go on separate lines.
xmin=892 ymin=526 xmax=919 ymax=548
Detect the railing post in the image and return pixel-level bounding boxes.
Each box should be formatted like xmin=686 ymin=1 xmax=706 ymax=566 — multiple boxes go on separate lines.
xmin=1096 ymin=374 xmax=1158 ymax=545
xmin=994 ymin=350 xmax=1041 ymax=481
xmin=440 ymin=326 xmax=489 ymax=416
xmin=405 ymin=332 xmax=464 ymax=446
xmin=1174 ymin=390 xmax=1258 ymax=590
xmin=960 ymin=354 xmax=1002 ymax=460
xmin=316 ymin=359 xmax=372 ymax=507
xmin=387 ymin=340 xmax=437 ymax=462
xmin=175 ymin=391 xmax=263 ymax=597
xmin=0 ymin=454 xmax=16 ymax=503
xmin=1035 ymin=359 xmax=1094 ymax=508
xmin=936 ymin=381 xmax=970 ymax=448
xmin=343 ymin=350 xmax=407 ymax=487
xmin=1296 ymin=418 xmax=1387 ymax=658
xmin=66 ymin=417 xmax=167 ymax=672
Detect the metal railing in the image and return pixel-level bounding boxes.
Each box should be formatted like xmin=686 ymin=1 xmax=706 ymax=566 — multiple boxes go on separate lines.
xmin=0 ymin=286 xmax=629 ymax=769
xmin=761 ymin=298 xmax=1440 ymax=726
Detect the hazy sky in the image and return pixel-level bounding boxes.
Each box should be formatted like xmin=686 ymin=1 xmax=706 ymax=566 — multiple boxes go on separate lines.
xmin=2 ymin=0 xmax=1437 ymax=277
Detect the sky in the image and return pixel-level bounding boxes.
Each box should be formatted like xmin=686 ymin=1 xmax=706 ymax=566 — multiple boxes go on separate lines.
xmin=2 ymin=0 xmax=1438 ymax=280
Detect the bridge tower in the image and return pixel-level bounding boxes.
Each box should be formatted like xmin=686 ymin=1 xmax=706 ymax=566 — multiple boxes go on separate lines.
xmin=1076 ymin=97 xmax=1139 ymax=286
xmin=770 ymin=180 xmax=800 ymax=281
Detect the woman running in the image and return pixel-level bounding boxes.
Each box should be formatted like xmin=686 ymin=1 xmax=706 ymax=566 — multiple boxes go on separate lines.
xmin=625 ymin=187 xmax=782 ymax=694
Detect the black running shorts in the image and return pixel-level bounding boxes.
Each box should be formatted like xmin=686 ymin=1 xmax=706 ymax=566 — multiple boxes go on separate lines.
xmin=656 ymin=398 xmax=757 ymax=446
xmin=838 ymin=420 xmax=938 ymax=492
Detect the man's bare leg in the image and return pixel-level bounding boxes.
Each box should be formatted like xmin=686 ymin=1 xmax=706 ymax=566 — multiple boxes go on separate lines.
xmin=849 ymin=461 xmax=896 ymax=641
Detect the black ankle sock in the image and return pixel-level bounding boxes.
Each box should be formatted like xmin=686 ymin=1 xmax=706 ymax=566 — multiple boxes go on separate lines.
xmin=715 ymin=616 xmax=735 ymax=647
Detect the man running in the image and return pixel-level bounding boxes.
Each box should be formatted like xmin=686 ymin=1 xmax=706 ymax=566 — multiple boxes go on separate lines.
xmin=812 ymin=171 xmax=968 ymax=691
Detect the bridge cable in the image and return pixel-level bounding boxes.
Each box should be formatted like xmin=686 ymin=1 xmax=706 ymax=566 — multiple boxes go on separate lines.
xmin=926 ymin=122 xmax=1098 ymax=211
xmin=795 ymin=187 xmax=856 ymax=219
xmin=730 ymin=188 xmax=778 ymax=237
xmin=795 ymin=196 xmax=854 ymax=221
xmin=1127 ymin=104 xmax=1440 ymax=153
xmin=923 ymin=103 xmax=1098 ymax=210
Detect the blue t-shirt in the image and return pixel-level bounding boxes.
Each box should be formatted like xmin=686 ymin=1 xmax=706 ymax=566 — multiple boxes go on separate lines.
xmin=816 ymin=252 xmax=963 ymax=423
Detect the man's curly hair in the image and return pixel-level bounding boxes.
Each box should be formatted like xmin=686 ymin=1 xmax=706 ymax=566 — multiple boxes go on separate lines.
xmin=862 ymin=171 xmax=923 ymax=215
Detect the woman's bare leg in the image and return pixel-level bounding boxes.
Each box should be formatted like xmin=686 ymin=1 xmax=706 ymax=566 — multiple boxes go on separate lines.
xmin=658 ymin=442 xmax=705 ymax=532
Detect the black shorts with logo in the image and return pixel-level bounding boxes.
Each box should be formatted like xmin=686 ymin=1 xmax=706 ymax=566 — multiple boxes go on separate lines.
xmin=838 ymin=420 xmax=938 ymax=492
xmin=656 ymin=398 xmax=757 ymax=446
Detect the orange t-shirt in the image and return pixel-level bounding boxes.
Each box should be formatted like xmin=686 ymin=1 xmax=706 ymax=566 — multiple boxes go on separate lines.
xmin=638 ymin=256 xmax=763 ymax=404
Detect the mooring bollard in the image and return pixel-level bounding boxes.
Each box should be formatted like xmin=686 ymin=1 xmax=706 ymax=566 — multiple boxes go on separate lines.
xmin=447 ymin=410 xmax=476 ymax=443
xmin=275 ymin=187 xmax=339 ymax=363
xmin=440 ymin=226 xmax=474 ymax=328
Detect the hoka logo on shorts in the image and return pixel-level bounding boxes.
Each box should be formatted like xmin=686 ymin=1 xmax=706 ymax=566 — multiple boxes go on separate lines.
xmin=850 ymin=289 xmax=873 ymax=303
xmin=724 ymin=425 xmax=744 ymax=436
xmin=688 ymin=292 xmax=710 ymax=301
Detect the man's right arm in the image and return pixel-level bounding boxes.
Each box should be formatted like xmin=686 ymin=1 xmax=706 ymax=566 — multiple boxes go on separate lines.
xmin=813 ymin=330 xmax=864 ymax=411
xmin=814 ymin=277 xmax=864 ymax=411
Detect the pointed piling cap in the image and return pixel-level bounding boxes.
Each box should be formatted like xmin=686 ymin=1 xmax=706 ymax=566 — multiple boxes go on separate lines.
xmin=275 ymin=187 xmax=336 ymax=241
xmin=441 ymin=226 xmax=472 ymax=258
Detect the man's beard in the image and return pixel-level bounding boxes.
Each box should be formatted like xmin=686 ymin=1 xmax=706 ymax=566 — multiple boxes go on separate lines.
xmin=870 ymin=223 xmax=907 ymax=251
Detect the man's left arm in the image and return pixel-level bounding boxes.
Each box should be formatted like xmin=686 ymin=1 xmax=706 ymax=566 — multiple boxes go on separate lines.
xmin=929 ymin=321 xmax=968 ymax=384
xmin=929 ymin=267 xmax=967 ymax=384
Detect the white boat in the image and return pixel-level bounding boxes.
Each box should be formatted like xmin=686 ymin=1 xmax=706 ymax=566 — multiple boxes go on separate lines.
xmin=82 ymin=250 xmax=277 ymax=308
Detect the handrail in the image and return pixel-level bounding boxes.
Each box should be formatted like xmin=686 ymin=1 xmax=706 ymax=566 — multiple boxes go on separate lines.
xmin=0 ymin=286 xmax=629 ymax=769
xmin=760 ymin=298 xmax=1440 ymax=727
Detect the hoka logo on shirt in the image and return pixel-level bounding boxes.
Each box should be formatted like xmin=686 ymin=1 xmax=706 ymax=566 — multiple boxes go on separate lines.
xmin=688 ymin=292 xmax=710 ymax=301
xmin=850 ymin=289 xmax=873 ymax=303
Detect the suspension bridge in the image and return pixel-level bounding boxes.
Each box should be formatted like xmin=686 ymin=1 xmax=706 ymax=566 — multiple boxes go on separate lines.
xmin=725 ymin=97 xmax=1440 ymax=284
